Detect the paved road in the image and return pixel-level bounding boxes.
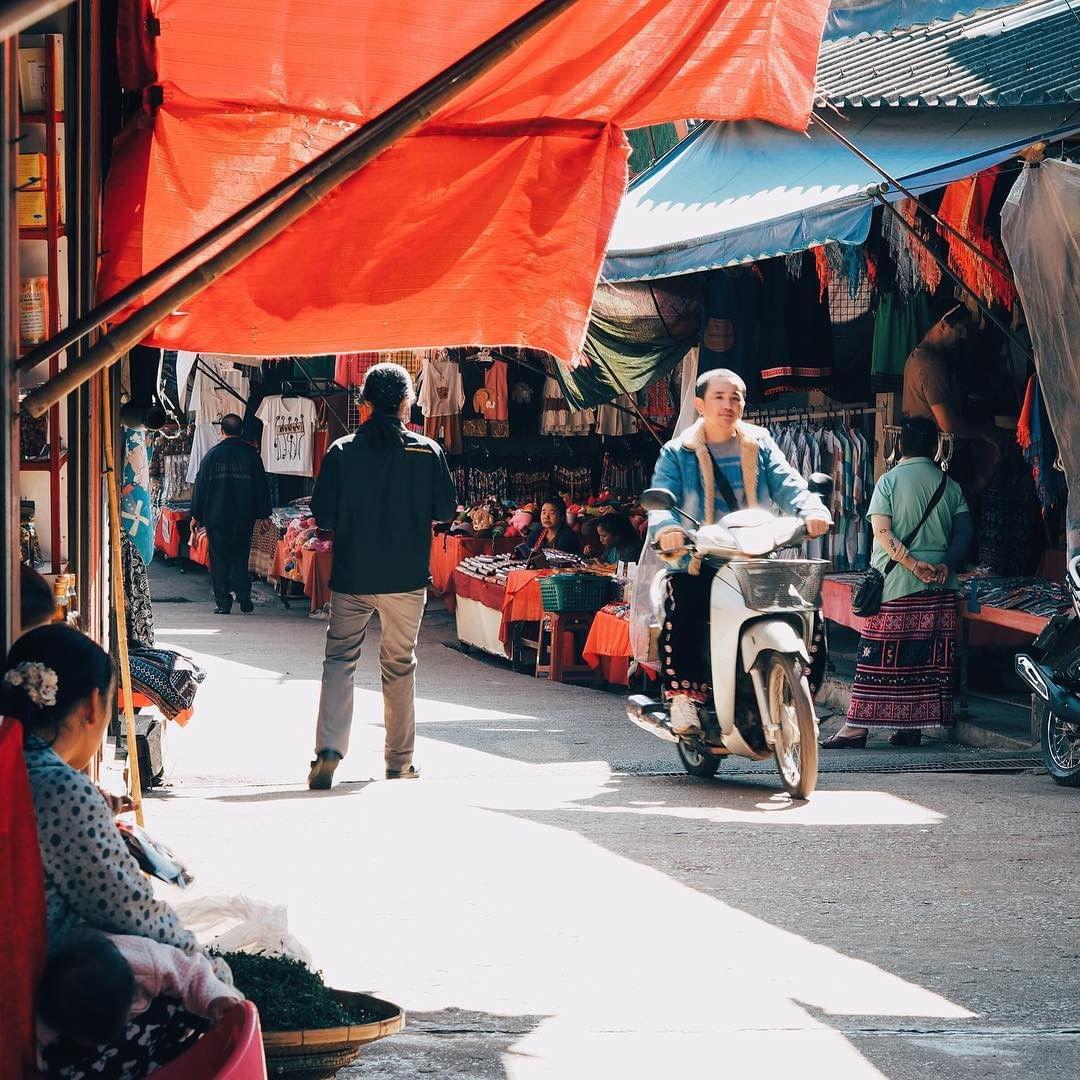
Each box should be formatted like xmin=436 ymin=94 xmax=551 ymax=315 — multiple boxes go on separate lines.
xmin=143 ymin=565 xmax=1080 ymax=1079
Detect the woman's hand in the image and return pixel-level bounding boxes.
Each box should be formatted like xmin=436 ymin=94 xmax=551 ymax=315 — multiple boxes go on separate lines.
xmin=805 ymin=517 xmax=830 ymax=540
xmin=207 ymin=997 xmax=244 ymax=1024
xmin=912 ymin=560 xmax=946 ymax=585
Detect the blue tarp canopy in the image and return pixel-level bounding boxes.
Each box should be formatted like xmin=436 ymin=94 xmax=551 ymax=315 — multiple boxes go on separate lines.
xmin=602 ymin=106 xmax=1080 ymax=283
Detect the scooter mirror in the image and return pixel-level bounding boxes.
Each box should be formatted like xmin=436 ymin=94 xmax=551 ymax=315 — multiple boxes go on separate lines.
xmin=640 ymin=488 xmax=677 ymax=512
xmin=807 ymin=472 xmax=833 ymax=501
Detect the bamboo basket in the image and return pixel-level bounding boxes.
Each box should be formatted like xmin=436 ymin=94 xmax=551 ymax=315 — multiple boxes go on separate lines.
xmin=261 ymin=991 xmax=404 ymax=1078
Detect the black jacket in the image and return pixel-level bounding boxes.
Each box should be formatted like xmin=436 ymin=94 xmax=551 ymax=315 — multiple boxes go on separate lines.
xmin=191 ymin=437 xmax=272 ymax=532
xmin=311 ymin=421 xmax=457 ymax=595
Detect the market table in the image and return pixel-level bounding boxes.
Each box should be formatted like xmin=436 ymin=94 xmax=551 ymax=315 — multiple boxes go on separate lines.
xmin=269 ymin=541 xmax=333 ymax=613
xmin=821 ymin=573 xmax=1051 ymax=712
xmin=429 ymin=534 xmax=519 ymax=609
xmin=452 ymin=568 xmax=509 ymax=657
xmin=499 ymin=569 xmax=552 ymax=649
xmin=153 ymin=507 xmax=190 ymax=559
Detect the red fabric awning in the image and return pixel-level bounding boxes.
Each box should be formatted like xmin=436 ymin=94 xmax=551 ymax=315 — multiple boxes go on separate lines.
xmin=101 ymin=0 xmax=830 ymax=358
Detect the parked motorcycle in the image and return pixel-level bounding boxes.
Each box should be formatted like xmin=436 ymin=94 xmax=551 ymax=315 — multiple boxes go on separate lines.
xmin=1015 ymin=554 xmax=1080 ymax=787
xmin=627 ymin=476 xmax=832 ymax=798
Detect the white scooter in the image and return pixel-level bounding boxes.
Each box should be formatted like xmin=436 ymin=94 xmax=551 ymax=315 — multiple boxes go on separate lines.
xmin=627 ymin=477 xmax=832 ymax=798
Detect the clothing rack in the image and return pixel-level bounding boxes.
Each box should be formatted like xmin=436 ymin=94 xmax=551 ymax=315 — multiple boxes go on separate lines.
xmin=744 ymin=403 xmax=882 ymax=424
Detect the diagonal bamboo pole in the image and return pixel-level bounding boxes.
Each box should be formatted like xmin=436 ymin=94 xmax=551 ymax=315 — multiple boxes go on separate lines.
xmin=21 ymin=0 xmax=582 ymax=418
xmin=102 ymin=375 xmax=145 ymax=825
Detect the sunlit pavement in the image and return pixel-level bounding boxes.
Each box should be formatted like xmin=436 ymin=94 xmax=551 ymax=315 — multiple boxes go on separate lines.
xmin=142 ymin=567 xmax=1080 ymax=1078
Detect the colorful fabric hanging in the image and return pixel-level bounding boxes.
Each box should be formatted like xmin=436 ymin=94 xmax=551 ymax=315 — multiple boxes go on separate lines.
xmin=882 ymin=199 xmax=941 ymax=298
xmin=937 ymin=168 xmax=1015 ymax=309
xmin=1017 ymin=375 xmax=1066 ymax=515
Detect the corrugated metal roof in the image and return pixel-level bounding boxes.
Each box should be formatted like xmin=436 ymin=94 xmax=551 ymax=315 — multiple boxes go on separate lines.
xmin=815 ymin=0 xmax=1080 ymax=106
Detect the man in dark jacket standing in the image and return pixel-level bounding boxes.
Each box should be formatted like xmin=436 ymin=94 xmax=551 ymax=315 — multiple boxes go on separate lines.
xmin=308 ymin=364 xmax=457 ymax=790
xmin=192 ymin=413 xmax=272 ymax=615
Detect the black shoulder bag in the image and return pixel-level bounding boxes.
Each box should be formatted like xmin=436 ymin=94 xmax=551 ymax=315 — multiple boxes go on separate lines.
xmin=851 ymin=473 xmax=948 ymax=618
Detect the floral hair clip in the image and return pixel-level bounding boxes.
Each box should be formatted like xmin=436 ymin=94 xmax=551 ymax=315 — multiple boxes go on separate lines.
xmin=3 ymin=662 xmax=59 ymax=708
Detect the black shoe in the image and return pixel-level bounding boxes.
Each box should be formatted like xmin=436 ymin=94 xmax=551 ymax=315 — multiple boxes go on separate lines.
xmin=890 ymin=729 xmax=922 ymax=747
xmin=385 ymin=764 xmax=421 ymax=780
xmin=214 ymin=601 xmax=232 ymax=615
xmin=238 ymin=598 xmax=254 ymax=614
xmin=820 ymin=730 xmax=868 ymax=750
xmin=308 ymin=750 xmax=342 ymax=790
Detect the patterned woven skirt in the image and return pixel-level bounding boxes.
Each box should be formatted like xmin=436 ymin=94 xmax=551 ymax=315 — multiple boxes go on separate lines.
xmin=847 ymin=590 xmax=958 ymax=730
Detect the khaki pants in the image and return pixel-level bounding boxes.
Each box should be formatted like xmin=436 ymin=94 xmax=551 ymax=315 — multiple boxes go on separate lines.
xmin=315 ymin=588 xmax=427 ymax=770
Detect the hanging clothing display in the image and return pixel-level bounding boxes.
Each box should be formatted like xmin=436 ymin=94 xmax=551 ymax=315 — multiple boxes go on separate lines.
xmin=541 ymin=377 xmax=595 ymax=435
xmin=1017 ymin=375 xmax=1067 ymax=517
xmin=596 ymin=396 xmax=639 ymax=436
xmin=870 ymin=291 xmax=932 ymax=393
xmin=882 ymin=200 xmax=942 ymax=298
xmin=184 ymin=422 xmax=220 ymax=485
xmin=189 ymin=359 xmax=249 ymax=424
xmin=937 ymin=166 xmax=1015 ymax=310
xmin=121 ymin=535 xmax=155 ymax=650
xmin=482 ymin=360 xmax=509 ymax=423
xmin=418 ymin=349 xmax=464 ymax=419
xmin=120 ymin=427 xmax=155 ymax=566
xmin=423 ymin=415 xmax=463 ymax=456
xmin=759 ymin=253 xmax=832 ymax=398
xmin=698 ymin=268 xmax=762 ymax=396
xmin=256 ymin=395 xmax=318 ymax=476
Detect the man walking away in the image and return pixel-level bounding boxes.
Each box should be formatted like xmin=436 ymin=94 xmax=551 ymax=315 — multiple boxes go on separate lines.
xmin=308 ymin=363 xmax=457 ymax=789
xmin=191 ymin=413 xmax=272 ymax=615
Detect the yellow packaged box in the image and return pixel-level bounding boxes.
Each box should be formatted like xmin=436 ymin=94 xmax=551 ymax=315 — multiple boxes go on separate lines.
xmin=17 ymin=154 xmax=47 ymax=227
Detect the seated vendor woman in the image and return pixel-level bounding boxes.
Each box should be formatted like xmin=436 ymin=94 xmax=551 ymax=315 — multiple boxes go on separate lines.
xmin=649 ymin=369 xmax=832 ymax=734
xmin=528 ymin=498 xmax=581 ymax=556
xmin=3 ymin=624 xmax=233 ymax=1079
xmin=597 ymin=513 xmax=642 ymax=565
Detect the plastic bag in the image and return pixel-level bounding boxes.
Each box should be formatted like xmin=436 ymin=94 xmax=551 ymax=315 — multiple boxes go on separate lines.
xmin=629 ymin=540 xmax=668 ymax=670
xmin=173 ymin=894 xmax=312 ymax=964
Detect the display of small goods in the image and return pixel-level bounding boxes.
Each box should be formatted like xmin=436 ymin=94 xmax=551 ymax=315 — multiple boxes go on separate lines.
xmin=280 ymin=513 xmax=332 ymax=580
xmin=19 ymin=276 xmax=49 ymax=346
xmin=16 ymin=153 xmax=47 ymax=227
xmin=52 ymin=573 xmax=78 ymax=625
xmin=20 ymin=500 xmax=43 ymax=567
xmin=18 ymin=36 xmax=65 ymax=113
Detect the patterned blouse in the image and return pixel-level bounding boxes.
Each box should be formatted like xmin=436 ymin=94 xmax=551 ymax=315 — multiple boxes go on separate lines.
xmin=23 ymin=735 xmax=197 ymax=956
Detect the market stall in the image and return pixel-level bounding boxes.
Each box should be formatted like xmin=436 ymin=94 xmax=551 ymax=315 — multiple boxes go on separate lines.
xmin=430 ymin=533 xmax=518 ymax=608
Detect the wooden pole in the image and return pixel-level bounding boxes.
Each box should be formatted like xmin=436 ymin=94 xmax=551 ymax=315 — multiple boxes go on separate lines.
xmin=101 ymin=375 xmax=144 ymax=825
xmin=21 ymin=0 xmax=583 ymax=417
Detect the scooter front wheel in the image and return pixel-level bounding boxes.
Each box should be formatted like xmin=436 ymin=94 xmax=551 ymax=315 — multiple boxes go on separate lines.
xmin=1039 ymin=701 xmax=1080 ymax=786
xmin=766 ymin=653 xmax=818 ymax=799
xmin=677 ymin=740 xmax=722 ymax=778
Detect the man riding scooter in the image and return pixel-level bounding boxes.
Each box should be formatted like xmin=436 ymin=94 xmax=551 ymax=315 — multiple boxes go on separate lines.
xmin=650 ymin=369 xmax=833 ymax=734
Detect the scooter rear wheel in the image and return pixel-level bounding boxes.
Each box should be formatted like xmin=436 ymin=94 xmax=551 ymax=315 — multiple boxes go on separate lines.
xmin=1039 ymin=702 xmax=1080 ymax=786
xmin=767 ymin=653 xmax=818 ymax=799
xmin=677 ymin=741 xmax=722 ymax=778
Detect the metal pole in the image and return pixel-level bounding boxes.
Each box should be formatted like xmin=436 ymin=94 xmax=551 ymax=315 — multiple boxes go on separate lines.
xmin=19 ymin=0 xmax=583 ymax=405
xmin=813 ymin=111 xmax=1015 ymax=282
xmin=101 ymin=375 xmax=144 ymax=825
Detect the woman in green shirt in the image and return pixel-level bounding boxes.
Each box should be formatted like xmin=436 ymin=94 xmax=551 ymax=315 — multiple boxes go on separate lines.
xmin=824 ymin=417 xmax=973 ymax=749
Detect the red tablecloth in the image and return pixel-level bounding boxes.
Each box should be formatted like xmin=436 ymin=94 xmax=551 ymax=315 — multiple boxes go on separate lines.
xmin=499 ymin=569 xmax=552 ymax=646
xmin=430 ymin=535 xmax=519 ymax=608
xmin=153 ymin=507 xmax=190 ymax=559
xmin=452 ymin=568 xmax=507 ymax=611
xmin=269 ymin=540 xmax=333 ymax=613
xmin=582 ymin=609 xmax=632 ymax=686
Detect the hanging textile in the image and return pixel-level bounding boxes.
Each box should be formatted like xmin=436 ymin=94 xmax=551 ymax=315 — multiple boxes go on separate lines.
xmin=101 ymin=0 xmax=830 ymax=361
xmin=121 ymin=534 xmax=155 ymax=649
xmin=1017 ymin=375 xmax=1067 ymax=517
xmin=1001 ymin=160 xmax=1080 ymax=558
xmin=870 ymin=291 xmax=932 ymax=393
xmin=937 ymin=167 xmax=1015 ymax=309
xmin=883 ymin=199 xmax=942 ymax=298
xmin=557 ymin=277 xmax=700 ymax=410
xmin=120 ymin=427 xmax=155 ymax=566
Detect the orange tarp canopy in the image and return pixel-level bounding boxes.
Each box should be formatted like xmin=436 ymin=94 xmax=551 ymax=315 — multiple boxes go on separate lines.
xmin=101 ymin=0 xmax=830 ymax=358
